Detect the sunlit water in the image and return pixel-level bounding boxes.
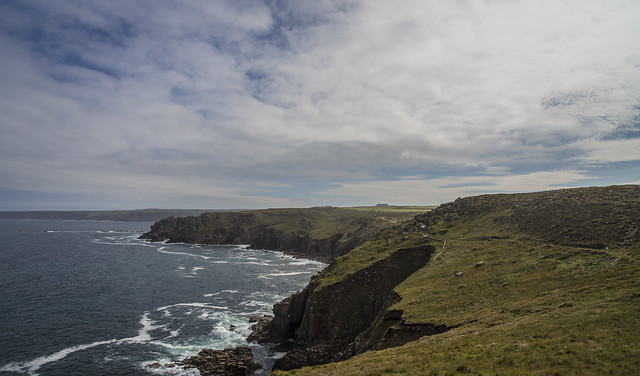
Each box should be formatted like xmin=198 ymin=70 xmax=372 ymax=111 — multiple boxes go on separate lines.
xmin=0 ymin=219 xmax=325 ymax=375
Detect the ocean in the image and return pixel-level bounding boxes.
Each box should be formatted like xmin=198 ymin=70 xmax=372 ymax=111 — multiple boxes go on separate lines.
xmin=0 ymin=219 xmax=325 ymax=375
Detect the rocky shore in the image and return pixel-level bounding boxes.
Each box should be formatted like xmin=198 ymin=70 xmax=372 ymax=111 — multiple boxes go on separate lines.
xmin=148 ymin=347 xmax=261 ymax=375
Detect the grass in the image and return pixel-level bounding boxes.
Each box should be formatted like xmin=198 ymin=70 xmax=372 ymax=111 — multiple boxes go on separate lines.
xmin=345 ymin=206 xmax=437 ymax=214
xmin=186 ymin=206 xmax=432 ymax=243
xmin=272 ymin=185 xmax=640 ymax=375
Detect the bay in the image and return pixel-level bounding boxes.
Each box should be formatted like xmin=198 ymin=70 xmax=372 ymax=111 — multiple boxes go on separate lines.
xmin=0 ymin=219 xmax=324 ymax=375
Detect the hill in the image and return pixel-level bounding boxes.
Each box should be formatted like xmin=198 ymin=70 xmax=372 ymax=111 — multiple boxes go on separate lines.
xmin=254 ymin=185 xmax=640 ymax=375
xmin=140 ymin=206 xmax=432 ymax=262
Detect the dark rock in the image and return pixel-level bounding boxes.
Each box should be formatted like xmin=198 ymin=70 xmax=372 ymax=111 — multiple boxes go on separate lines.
xmin=378 ymin=323 xmax=451 ymax=350
xmin=179 ymin=347 xmax=261 ymax=376
xmin=273 ymin=344 xmax=339 ymax=371
xmin=139 ymin=212 xmax=368 ymax=262
xmin=270 ymin=245 xmax=436 ymax=371
xmin=249 ymin=315 xmax=268 ymax=323
xmin=247 ymin=316 xmax=274 ymax=343
xmin=383 ymin=309 xmax=404 ymax=321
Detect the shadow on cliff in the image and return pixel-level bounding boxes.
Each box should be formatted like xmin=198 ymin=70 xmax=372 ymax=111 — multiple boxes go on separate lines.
xmin=249 ymin=244 xmax=440 ymax=371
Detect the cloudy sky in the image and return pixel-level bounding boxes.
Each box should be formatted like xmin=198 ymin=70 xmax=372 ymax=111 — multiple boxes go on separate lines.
xmin=1 ymin=0 xmax=639 ymax=210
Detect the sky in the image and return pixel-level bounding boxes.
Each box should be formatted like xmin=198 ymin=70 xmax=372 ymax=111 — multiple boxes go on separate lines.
xmin=0 ymin=0 xmax=639 ymax=210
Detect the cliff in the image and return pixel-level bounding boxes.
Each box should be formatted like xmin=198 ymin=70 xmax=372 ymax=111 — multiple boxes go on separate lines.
xmin=140 ymin=207 xmax=427 ymax=262
xmin=256 ymin=185 xmax=640 ymax=375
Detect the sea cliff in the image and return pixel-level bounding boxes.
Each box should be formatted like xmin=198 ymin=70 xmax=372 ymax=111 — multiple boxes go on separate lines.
xmin=262 ymin=185 xmax=640 ymax=375
xmin=140 ymin=207 xmax=426 ymax=262
xmin=142 ymin=186 xmax=640 ymax=374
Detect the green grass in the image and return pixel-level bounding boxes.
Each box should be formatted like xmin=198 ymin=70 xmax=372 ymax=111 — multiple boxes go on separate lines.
xmin=273 ymin=185 xmax=640 ymax=375
xmin=192 ymin=207 xmax=431 ymax=243
xmin=345 ymin=206 xmax=436 ymax=214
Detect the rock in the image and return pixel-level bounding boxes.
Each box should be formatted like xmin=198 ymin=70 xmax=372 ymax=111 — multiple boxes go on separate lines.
xmin=474 ymin=261 xmax=484 ymax=267
xmin=454 ymin=271 xmax=464 ymax=277
xmin=271 ymin=245 xmax=436 ymax=371
xmin=230 ymin=324 xmax=238 ymax=331
xmin=383 ymin=309 xmax=404 ymax=321
xmin=247 ymin=315 xmax=274 ymax=343
xmin=147 ymin=362 xmax=162 ymax=369
xmin=249 ymin=315 xmax=268 ymax=323
xmin=179 ymin=347 xmax=261 ymax=376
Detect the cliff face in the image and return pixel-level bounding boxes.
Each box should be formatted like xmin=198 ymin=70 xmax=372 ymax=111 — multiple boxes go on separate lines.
xmin=268 ymin=185 xmax=640 ymax=376
xmin=140 ymin=215 xmax=355 ymax=262
xmin=140 ymin=208 xmax=423 ymax=262
xmin=249 ymin=235 xmax=437 ymax=370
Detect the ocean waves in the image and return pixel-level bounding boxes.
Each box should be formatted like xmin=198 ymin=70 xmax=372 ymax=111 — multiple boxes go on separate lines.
xmin=0 ymin=220 xmax=326 ymax=375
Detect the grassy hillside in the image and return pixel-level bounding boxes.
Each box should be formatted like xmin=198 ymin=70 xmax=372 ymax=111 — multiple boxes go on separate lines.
xmin=141 ymin=206 xmax=431 ymax=261
xmin=274 ymin=185 xmax=640 ymax=375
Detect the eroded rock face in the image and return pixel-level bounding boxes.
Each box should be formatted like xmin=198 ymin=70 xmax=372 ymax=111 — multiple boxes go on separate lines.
xmin=246 ymin=315 xmax=273 ymax=343
xmin=178 ymin=347 xmax=261 ymax=376
xmin=252 ymin=245 xmax=436 ymax=371
xmin=377 ymin=323 xmax=451 ymax=349
xmin=140 ymin=216 xmax=356 ymax=262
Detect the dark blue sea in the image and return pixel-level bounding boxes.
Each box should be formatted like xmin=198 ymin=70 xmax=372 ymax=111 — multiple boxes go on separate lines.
xmin=0 ymin=219 xmax=325 ymax=375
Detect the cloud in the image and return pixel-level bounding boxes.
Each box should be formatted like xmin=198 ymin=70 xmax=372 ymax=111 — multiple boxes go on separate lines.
xmin=574 ymin=138 xmax=640 ymax=164
xmin=0 ymin=0 xmax=639 ymax=209
xmin=314 ymin=170 xmax=594 ymax=206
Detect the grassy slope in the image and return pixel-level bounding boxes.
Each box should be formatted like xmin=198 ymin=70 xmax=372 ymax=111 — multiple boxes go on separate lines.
xmin=196 ymin=206 xmax=429 ymax=243
xmin=275 ymin=186 xmax=640 ymax=375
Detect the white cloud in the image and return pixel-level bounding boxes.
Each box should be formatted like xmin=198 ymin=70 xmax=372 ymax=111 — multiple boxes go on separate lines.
xmin=574 ymin=138 xmax=640 ymax=164
xmin=0 ymin=0 xmax=639 ymax=209
xmin=316 ymin=170 xmax=594 ymax=206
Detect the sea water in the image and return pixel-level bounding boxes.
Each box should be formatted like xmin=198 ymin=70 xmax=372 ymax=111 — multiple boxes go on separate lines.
xmin=0 ymin=219 xmax=325 ymax=375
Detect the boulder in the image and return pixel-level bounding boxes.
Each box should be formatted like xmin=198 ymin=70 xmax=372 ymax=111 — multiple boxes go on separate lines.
xmin=178 ymin=347 xmax=261 ymax=376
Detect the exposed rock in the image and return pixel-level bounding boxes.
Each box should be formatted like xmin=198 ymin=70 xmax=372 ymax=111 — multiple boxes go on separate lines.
xmin=474 ymin=261 xmax=484 ymax=267
xmin=249 ymin=315 xmax=269 ymax=323
xmin=383 ymin=309 xmax=404 ymax=321
xmin=273 ymin=344 xmax=339 ymax=371
xmin=377 ymin=323 xmax=451 ymax=350
xmin=247 ymin=316 xmax=274 ymax=343
xmin=455 ymin=271 xmax=464 ymax=277
xmin=268 ymin=245 xmax=435 ymax=371
xmin=178 ymin=347 xmax=261 ymax=376
xmin=140 ymin=216 xmax=355 ymax=262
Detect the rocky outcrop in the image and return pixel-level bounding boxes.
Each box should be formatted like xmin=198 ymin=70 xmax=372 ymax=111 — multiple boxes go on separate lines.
xmin=246 ymin=316 xmax=273 ymax=343
xmin=249 ymin=244 xmax=436 ymax=371
xmin=140 ymin=214 xmax=361 ymax=262
xmin=248 ymin=286 xmax=313 ymax=344
xmin=178 ymin=347 xmax=261 ymax=376
xmin=377 ymin=322 xmax=451 ymax=349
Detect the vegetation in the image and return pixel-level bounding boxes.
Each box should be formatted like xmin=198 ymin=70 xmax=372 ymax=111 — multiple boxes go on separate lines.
xmin=238 ymin=206 xmax=427 ymax=241
xmin=140 ymin=206 xmax=433 ymax=261
xmin=273 ymin=185 xmax=640 ymax=375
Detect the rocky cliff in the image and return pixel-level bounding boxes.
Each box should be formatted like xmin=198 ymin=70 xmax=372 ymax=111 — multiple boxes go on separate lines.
xmin=247 ymin=222 xmax=439 ymax=370
xmin=257 ymin=185 xmax=640 ymax=375
xmin=140 ymin=207 xmax=424 ymax=262
xmin=273 ymin=244 xmax=436 ymax=370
